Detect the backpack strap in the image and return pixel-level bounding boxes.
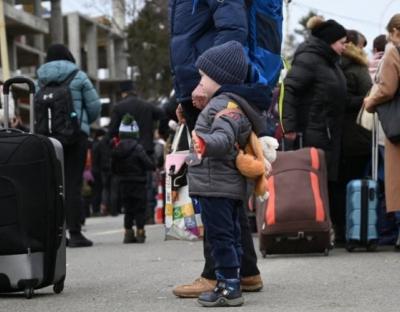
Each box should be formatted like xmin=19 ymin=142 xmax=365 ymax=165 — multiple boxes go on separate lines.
xmin=214 ymin=107 xmax=246 ymax=150
xmin=214 ymin=107 xmax=244 ymax=120
xmin=61 ymin=69 xmax=79 ymax=86
xmin=63 ymin=69 xmax=85 ymax=127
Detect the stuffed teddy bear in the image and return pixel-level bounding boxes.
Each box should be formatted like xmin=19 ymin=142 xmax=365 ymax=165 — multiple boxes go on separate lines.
xmin=236 ymin=132 xmax=270 ymax=200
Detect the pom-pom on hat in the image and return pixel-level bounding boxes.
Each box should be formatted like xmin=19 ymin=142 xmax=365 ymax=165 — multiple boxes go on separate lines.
xmin=119 ymin=114 xmax=139 ymax=139
xmin=307 ymin=16 xmax=347 ymax=45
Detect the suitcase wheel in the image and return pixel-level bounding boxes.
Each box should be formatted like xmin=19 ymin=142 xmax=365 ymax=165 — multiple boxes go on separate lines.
xmin=261 ymin=250 xmax=267 ymax=258
xmin=345 ymin=242 xmax=356 ymax=252
xmin=53 ymin=280 xmax=65 ymax=294
xmin=24 ymin=287 xmax=34 ymax=299
xmin=366 ymin=241 xmax=378 ymax=252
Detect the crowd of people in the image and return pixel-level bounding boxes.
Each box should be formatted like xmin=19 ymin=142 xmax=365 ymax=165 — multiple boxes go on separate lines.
xmin=1 ymin=1 xmax=400 ymax=308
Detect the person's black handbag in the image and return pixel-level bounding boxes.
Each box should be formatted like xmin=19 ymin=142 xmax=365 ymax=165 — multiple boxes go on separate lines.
xmin=375 ymin=46 xmax=400 ymax=144
xmin=376 ymin=91 xmax=400 ymax=144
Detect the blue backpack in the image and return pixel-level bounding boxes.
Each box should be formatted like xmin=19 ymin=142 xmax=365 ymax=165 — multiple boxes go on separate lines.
xmin=191 ymin=0 xmax=283 ymax=88
xmin=245 ymin=0 xmax=283 ymax=88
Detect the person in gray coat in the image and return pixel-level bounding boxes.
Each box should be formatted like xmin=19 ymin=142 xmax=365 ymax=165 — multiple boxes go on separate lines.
xmin=188 ymin=41 xmax=263 ymax=307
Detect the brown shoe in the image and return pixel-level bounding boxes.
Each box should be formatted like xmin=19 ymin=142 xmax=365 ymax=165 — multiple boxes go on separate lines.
xmin=241 ymin=274 xmax=263 ymax=292
xmin=172 ymin=277 xmax=216 ymax=298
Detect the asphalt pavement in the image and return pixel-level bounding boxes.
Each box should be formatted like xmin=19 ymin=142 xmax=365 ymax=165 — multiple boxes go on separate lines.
xmin=1 ymin=215 xmax=399 ymax=312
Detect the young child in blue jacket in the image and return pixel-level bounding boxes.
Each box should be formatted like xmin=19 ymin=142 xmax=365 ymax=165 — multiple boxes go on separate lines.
xmin=188 ymin=41 xmax=257 ymax=307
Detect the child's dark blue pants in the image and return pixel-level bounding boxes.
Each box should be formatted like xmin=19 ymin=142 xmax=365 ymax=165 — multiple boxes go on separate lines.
xmin=197 ymin=196 xmax=243 ymax=279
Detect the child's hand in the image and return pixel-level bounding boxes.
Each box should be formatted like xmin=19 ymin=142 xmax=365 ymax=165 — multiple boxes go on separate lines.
xmin=111 ymin=136 xmax=120 ymax=148
xmin=192 ymin=130 xmax=206 ymax=158
xmin=191 ymin=85 xmax=209 ymax=110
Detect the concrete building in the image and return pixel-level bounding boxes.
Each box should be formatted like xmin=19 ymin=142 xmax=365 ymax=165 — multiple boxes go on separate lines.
xmin=1 ymin=0 xmax=129 ymax=121
xmin=64 ymin=11 xmax=129 ymax=107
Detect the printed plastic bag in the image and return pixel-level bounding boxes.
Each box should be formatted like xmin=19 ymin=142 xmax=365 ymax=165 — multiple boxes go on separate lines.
xmin=164 ymin=124 xmax=203 ymax=240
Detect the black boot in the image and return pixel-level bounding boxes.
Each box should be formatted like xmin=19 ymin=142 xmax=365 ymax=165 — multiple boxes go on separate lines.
xmin=198 ymin=271 xmax=243 ymax=307
xmin=136 ymin=229 xmax=146 ymax=243
xmin=123 ymin=229 xmax=137 ymax=244
xmin=68 ymin=232 xmax=93 ymax=248
xmin=395 ymin=232 xmax=400 ymax=251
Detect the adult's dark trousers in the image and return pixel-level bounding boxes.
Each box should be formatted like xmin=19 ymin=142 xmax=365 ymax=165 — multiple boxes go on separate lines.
xmin=331 ymin=155 xmax=370 ymax=240
xmin=121 ymin=182 xmax=147 ymax=230
xmin=146 ymin=170 xmax=154 ymax=224
xmin=101 ymin=171 xmax=111 ymax=211
xmin=91 ymin=170 xmax=102 ymax=214
xmin=110 ymin=175 xmax=122 ymax=215
xmin=64 ymin=132 xmax=88 ymax=234
xmin=181 ymin=100 xmax=201 ymax=132
xmin=201 ymin=200 xmax=260 ymax=279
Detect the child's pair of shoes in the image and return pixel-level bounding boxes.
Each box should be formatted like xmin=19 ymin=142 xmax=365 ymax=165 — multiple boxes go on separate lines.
xmin=123 ymin=229 xmax=146 ymax=244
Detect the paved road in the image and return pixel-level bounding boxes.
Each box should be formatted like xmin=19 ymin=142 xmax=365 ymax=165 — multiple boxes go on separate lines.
xmin=1 ymin=216 xmax=399 ymax=312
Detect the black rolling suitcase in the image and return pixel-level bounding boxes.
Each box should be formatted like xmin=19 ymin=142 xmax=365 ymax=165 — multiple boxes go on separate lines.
xmin=0 ymin=77 xmax=66 ymax=298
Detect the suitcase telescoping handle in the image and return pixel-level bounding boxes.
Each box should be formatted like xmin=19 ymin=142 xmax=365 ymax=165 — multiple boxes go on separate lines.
xmin=2 ymin=76 xmax=36 ymax=132
xmin=281 ymin=132 xmax=303 ymax=151
xmin=371 ymin=114 xmax=379 ymax=181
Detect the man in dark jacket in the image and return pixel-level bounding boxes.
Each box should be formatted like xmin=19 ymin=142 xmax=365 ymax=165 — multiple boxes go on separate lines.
xmin=109 ymin=81 xmax=164 ymax=156
xmin=109 ymin=81 xmax=165 ymax=220
xmin=170 ymin=0 xmax=279 ymax=298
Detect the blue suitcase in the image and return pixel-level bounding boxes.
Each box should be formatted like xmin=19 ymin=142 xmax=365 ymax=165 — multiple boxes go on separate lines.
xmin=345 ymin=114 xmax=379 ymax=252
xmin=345 ymin=180 xmax=379 ymax=251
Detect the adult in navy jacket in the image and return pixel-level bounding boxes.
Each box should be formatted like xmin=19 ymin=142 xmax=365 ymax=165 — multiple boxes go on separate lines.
xmin=169 ymin=0 xmax=277 ymax=131
xmin=169 ymin=0 xmax=270 ymax=298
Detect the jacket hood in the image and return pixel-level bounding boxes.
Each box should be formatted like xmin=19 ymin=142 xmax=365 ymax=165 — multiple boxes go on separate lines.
xmin=342 ymin=43 xmax=369 ymax=67
xmin=216 ymin=83 xmax=272 ymax=111
xmin=112 ymin=139 xmax=138 ymax=159
xmin=37 ymin=60 xmax=78 ymax=85
xmin=294 ymin=36 xmax=340 ymax=65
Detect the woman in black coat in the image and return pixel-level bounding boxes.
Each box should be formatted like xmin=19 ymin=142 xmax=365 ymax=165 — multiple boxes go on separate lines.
xmin=282 ymin=17 xmax=347 ymax=181
xmin=282 ymin=16 xmax=347 ymax=234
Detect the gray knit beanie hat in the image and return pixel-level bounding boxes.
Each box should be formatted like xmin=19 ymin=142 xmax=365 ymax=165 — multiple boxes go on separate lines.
xmin=195 ymin=41 xmax=248 ymax=85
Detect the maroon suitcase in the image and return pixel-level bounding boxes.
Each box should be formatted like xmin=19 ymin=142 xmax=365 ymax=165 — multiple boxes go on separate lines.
xmin=258 ymin=147 xmax=334 ymax=257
